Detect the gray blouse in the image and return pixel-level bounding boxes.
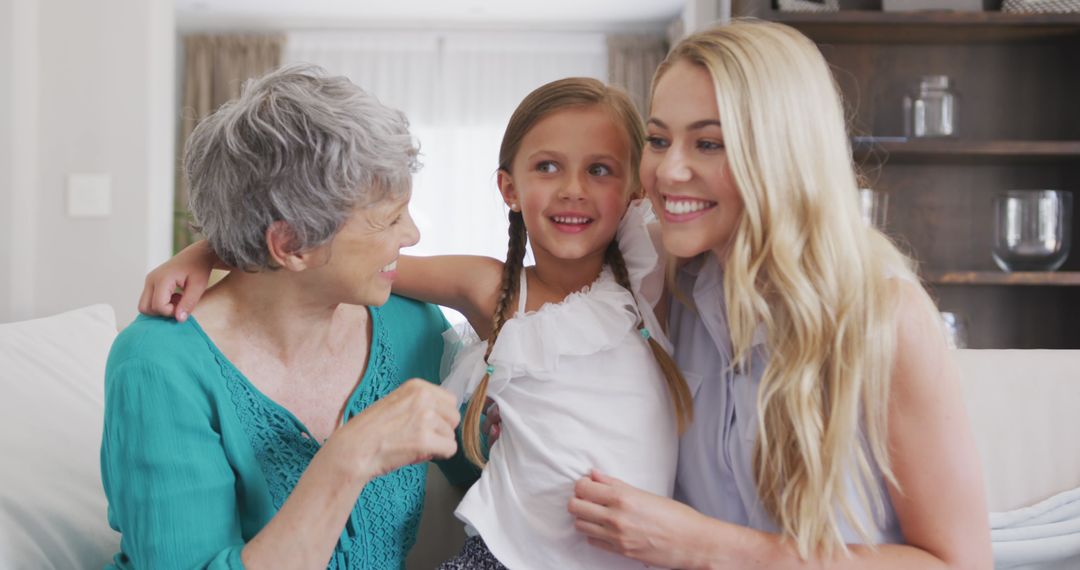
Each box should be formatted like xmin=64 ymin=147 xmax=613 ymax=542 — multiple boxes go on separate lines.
xmin=669 ymin=255 xmax=904 ymax=545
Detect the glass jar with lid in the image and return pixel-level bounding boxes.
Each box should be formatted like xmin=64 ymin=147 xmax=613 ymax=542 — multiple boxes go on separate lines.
xmin=904 ymin=75 xmax=958 ymax=138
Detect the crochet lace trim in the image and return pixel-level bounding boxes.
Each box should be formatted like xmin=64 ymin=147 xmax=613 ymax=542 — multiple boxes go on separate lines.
xmin=213 ymin=306 xmax=425 ymax=568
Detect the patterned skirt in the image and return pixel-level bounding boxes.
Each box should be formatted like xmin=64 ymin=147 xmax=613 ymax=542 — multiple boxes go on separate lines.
xmin=437 ymin=536 xmax=508 ymax=570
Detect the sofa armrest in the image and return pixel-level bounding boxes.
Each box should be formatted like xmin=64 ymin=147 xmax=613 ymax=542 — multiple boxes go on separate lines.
xmin=956 ymin=349 xmax=1080 ymax=512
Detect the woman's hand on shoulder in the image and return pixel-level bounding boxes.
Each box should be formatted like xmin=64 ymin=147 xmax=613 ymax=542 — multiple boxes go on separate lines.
xmin=138 ymin=240 xmax=220 ymax=322
xmin=569 ymin=470 xmax=723 ymax=570
xmin=330 ymin=379 xmax=460 ymax=482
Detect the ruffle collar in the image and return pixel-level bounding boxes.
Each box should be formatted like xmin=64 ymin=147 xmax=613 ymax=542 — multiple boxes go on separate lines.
xmin=439 ymin=200 xmax=672 ymax=403
xmin=440 ymin=268 xmax=641 ymax=403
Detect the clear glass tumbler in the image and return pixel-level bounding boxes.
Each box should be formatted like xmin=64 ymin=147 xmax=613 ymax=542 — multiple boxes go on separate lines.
xmin=940 ymin=311 xmax=968 ymax=349
xmin=858 ymin=188 xmax=888 ymax=230
xmin=992 ymin=190 xmax=1072 ymax=272
xmin=904 ymin=75 xmax=957 ymax=138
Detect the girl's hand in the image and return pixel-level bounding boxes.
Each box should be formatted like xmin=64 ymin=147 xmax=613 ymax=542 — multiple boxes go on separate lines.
xmin=481 ymin=398 xmax=502 ymax=444
xmin=334 ymin=379 xmax=460 ymax=481
xmin=138 ymin=240 xmax=218 ymax=322
xmin=569 ymin=470 xmax=717 ymax=569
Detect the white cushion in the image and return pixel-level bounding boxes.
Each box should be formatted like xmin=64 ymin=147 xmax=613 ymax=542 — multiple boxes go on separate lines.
xmin=0 ymin=304 xmax=121 ymax=569
xmin=0 ymin=309 xmax=1075 ymax=568
xmin=957 ymin=349 xmax=1080 ymax=513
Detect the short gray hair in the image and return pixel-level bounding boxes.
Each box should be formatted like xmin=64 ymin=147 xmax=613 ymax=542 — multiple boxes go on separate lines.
xmin=185 ymin=64 xmax=420 ymax=271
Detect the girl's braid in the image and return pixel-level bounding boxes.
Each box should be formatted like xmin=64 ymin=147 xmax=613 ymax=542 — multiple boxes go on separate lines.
xmin=604 ymin=239 xmax=694 ymax=434
xmin=463 ymin=210 xmax=529 ymax=467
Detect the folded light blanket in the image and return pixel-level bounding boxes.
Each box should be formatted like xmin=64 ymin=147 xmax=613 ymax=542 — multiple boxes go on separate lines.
xmin=991 ymin=486 xmax=1080 ymax=569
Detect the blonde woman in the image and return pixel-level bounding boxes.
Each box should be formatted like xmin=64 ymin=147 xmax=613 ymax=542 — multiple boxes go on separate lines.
xmin=568 ymin=21 xmax=993 ymax=569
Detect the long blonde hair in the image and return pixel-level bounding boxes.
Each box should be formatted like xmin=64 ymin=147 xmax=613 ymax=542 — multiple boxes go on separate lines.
xmin=461 ymin=78 xmax=694 ymax=467
xmin=654 ymin=20 xmax=920 ymax=557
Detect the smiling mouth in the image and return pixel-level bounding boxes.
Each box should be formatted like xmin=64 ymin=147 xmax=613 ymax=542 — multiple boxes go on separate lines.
xmin=663 ymin=196 xmax=718 ymax=215
xmin=550 ymin=215 xmax=593 ymax=226
xmin=380 ymin=259 xmax=398 ymax=272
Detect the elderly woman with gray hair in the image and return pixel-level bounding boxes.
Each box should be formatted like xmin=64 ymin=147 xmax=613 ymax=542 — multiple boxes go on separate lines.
xmin=100 ymin=65 xmax=473 ymax=569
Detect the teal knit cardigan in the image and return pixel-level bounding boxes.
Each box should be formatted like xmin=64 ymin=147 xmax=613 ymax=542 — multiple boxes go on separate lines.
xmin=100 ymin=296 xmax=477 ymax=569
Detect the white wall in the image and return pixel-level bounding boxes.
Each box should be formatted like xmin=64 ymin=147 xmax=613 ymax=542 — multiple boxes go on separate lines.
xmin=0 ymin=1 xmax=12 ymax=321
xmin=0 ymin=0 xmax=174 ymax=325
xmin=683 ymin=0 xmax=732 ymax=35
xmin=1 ymin=0 xmax=38 ymax=323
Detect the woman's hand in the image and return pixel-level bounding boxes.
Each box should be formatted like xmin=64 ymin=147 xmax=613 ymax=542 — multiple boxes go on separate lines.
xmin=332 ymin=379 xmax=460 ymax=482
xmin=569 ymin=470 xmax=719 ymax=570
xmin=138 ymin=240 xmax=220 ymax=322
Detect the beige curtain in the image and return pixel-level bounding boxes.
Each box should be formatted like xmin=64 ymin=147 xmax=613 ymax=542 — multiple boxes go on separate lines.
xmin=606 ymin=34 xmax=668 ymax=116
xmin=175 ymin=34 xmax=284 ymax=251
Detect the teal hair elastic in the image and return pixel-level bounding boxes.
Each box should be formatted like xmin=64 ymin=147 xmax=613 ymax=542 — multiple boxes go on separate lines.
xmin=485 ymin=364 xmax=495 ymax=375
xmin=639 ymin=327 xmax=651 ymax=340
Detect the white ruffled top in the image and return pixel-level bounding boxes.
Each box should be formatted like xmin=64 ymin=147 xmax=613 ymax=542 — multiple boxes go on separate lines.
xmin=439 ymin=200 xmax=678 ymax=570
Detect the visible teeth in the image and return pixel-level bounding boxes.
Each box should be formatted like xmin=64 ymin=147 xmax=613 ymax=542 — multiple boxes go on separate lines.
xmin=552 ymin=216 xmax=591 ymax=225
xmin=381 ymin=260 xmax=397 ymax=272
xmin=664 ymin=198 xmax=715 ymax=215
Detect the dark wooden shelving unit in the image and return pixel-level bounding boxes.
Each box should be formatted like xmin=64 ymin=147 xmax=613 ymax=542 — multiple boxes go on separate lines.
xmin=767 ymin=11 xmax=1080 ymax=43
xmin=925 ymin=271 xmax=1080 ymax=286
xmin=854 ymin=139 xmax=1080 ymax=164
xmin=756 ymin=5 xmax=1080 ymax=348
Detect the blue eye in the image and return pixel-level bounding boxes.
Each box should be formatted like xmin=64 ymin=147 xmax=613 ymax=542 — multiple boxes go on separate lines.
xmin=646 ymin=136 xmax=669 ymax=150
xmin=588 ymin=164 xmax=612 ymax=176
xmin=537 ymin=161 xmax=558 ymax=174
xmin=698 ymin=139 xmax=724 ymax=151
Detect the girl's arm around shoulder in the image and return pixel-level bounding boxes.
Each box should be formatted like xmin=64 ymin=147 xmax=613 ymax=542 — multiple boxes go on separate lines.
xmin=139 ymin=239 xmax=223 ymax=322
xmin=395 ymin=255 xmax=505 ymax=338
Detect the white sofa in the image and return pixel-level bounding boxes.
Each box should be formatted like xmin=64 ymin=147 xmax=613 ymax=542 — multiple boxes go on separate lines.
xmin=1 ymin=304 xmax=1078 ymax=569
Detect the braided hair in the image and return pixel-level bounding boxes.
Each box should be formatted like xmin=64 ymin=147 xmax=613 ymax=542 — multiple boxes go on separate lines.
xmin=462 ymin=210 xmax=528 ymax=466
xmin=604 ymin=241 xmax=694 ymax=434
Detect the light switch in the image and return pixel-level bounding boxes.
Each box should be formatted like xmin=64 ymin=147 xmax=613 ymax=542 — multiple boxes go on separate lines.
xmin=67 ymin=173 xmax=112 ymax=218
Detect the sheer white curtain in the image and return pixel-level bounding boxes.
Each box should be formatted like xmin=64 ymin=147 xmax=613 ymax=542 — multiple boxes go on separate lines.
xmin=285 ymin=32 xmax=606 ymax=310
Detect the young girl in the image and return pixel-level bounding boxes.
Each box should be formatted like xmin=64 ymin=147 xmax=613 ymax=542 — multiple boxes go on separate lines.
xmin=567 ymin=20 xmax=994 ymax=569
xmin=140 ymin=77 xmax=692 ymax=569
